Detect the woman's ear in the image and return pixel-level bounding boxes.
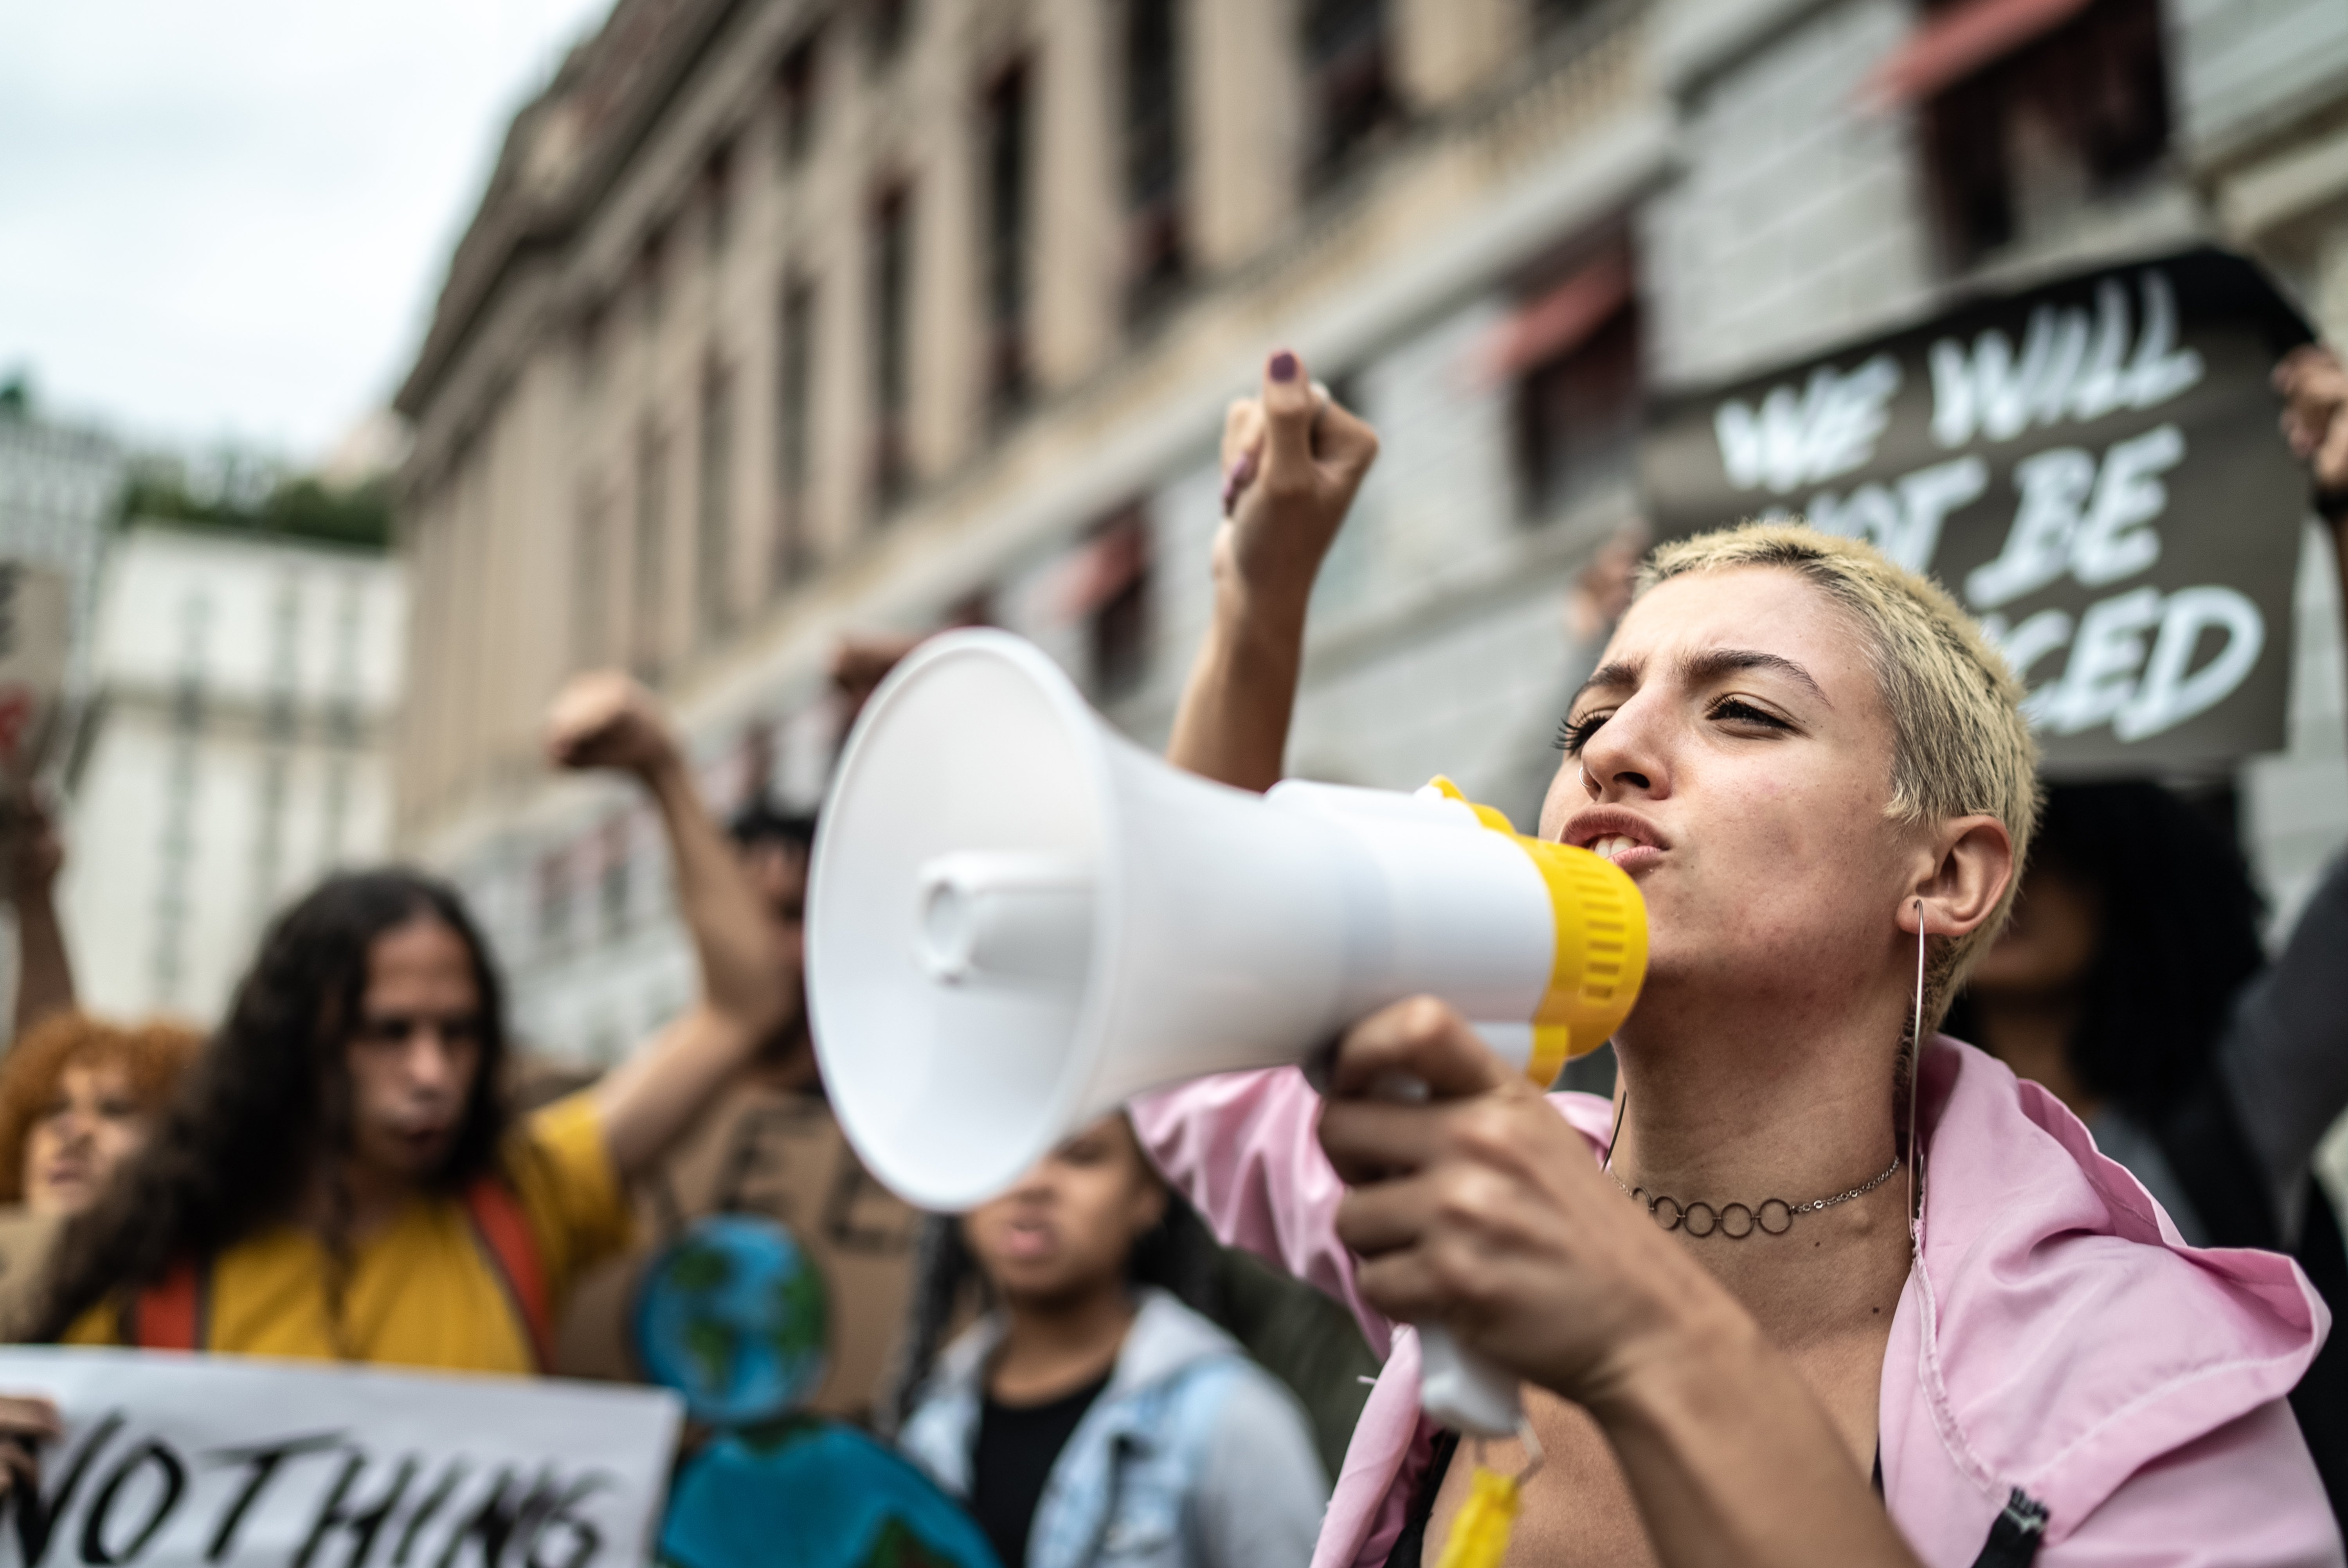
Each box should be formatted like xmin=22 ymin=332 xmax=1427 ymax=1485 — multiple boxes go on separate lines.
xmin=1900 ymin=815 xmax=2014 ymax=939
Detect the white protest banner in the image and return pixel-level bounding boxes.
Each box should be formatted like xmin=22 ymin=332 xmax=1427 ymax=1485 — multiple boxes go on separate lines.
xmin=0 ymin=1349 xmax=682 ymax=1568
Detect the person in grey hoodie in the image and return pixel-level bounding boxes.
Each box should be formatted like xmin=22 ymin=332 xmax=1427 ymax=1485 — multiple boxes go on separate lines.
xmin=894 ymin=1113 xmax=1327 ymax=1568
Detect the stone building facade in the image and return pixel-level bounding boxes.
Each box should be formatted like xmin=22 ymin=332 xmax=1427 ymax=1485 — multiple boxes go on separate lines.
xmin=60 ymin=525 xmax=406 ymax=1022
xmin=396 ymin=0 xmax=2348 ymax=1062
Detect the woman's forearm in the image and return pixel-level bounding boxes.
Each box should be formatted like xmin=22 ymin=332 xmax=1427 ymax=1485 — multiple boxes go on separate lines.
xmin=1586 ymin=1311 xmax=1920 ymax=1568
xmin=11 ymin=890 xmax=72 ymax=1036
xmin=1165 ymin=584 xmax=1311 ymax=791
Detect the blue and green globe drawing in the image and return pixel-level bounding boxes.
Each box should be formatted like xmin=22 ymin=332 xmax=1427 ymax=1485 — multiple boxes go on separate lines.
xmin=634 ymin=1215 xmax=831 ymax=1425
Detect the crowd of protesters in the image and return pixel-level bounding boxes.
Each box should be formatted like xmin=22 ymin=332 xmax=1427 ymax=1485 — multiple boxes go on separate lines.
xmin=0 ymin=345 xmax=2339 ymax=1566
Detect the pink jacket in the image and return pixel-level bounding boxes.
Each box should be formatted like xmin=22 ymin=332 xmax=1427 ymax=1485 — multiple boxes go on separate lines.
xmin=1133 ymin=1037 xmax=2343 ymax=1566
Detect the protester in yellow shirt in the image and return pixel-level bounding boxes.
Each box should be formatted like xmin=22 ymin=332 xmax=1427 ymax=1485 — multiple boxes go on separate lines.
xmin=29 ymin=676 xmax=788 ymax=1372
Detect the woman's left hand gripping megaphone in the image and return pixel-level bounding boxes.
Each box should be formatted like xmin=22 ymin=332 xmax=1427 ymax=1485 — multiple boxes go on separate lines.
xmin=804 ymin=629 xmax=1646 ymax=1439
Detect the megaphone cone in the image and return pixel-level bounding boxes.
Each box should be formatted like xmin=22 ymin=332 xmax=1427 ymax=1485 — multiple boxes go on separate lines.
xmin=808 ymin=629 xmax=1647 ymax=1433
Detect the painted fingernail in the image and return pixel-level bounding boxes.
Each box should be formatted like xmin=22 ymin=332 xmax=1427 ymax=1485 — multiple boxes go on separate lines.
xmin=1269 ymin=351 xmax=1298 ymax=383
xmin=1221 ymin=450 xmax=1259 ymax=515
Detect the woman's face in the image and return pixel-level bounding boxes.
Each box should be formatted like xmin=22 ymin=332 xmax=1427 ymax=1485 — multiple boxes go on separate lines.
xmin=24 ymin=1059 xmax=147 ymax=1217
xmin=961 ymin=1115 xmax=1167 ymax=1308
xmin=1962 ymin=860 xmax=2101 ymax=1000
xmin=1541 ymin=566 xmax=1935 ymax=1019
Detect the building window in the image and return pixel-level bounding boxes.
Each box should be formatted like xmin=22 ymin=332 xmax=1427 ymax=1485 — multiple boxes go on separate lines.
xmin=985 ymin=59 xmax=1034 ymax=422
xmin=1303 ymin=0 xmax=1397 ymax=189
xmin=1122 ymin=0 xmax=1184 ymax=318
xmin=871 ymin=183 xmax=915 ymax=513
xmin=632 ymin=425 xmax=668 ymax=682
xmin=1532 ymin=0 xmax=1606 ymax=34
xmin=775 ymin=278 xmax=817 ymax=591
xmin=867 ymin=0 xmax=914 ymax=69
xmin=776 ymin=31 xmax=822 ymax=167
xmin=537 ymin=851 xmax=571 ymax=958
xmin=574 ymin=300 xmax=608 ymax=396
xmin=1082 ymin=506 xmax=1153 ymax=700
xmin=599 ymin=816 xmax=633 ymax=941
xmin=702 ymin=141 xmax=734 ymax=259
xmin=574 ymin=488 xmax=609 ymax=668
xmin=697 ymin=362 xmax=735 ymax=644
xmin=637 ymin=225 xmax=669 ymax=328
xmin=1915 ymin=0 xmax=2170 ymax=269
xmin=1507 ymin=245 xmax=1642 ymax=522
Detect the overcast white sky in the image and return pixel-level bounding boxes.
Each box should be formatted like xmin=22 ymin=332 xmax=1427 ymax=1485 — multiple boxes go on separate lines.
xmin=0 ymin=0 xmax=614 ymax=465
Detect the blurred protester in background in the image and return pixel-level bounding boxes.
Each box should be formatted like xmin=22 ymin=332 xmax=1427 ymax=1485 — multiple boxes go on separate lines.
xmin=547 ymin=671 xmax=920 ymax=1422
xmin=894 ymin=1113 xmax=1325 ymax=1568
xmin=0 ymin=1012 xmax=202 ymax=1219
xmin=1943 ymin=343 xmax=2348 ymax=1514
xmin=1950 ymin=782 xmax=2348 ymax=1510
xmin=29 ymin=708 xmax=785 ymax=1359
xmin=3 ymin=791 xmax=77 ymax=1039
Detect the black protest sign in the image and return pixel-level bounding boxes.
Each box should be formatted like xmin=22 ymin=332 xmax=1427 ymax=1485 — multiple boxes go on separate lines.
xmin=1639 ymin=248 xmax=2314 ymax=771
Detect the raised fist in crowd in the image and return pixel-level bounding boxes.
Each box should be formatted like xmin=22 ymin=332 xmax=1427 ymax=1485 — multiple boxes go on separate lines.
xmin=544 ymin=671 xmax=684 ymax=781
xmin=2276 ymin=343 xmax=2348 ymax=498
xmin=1215 ymin=349 xmax=1380 ymax=612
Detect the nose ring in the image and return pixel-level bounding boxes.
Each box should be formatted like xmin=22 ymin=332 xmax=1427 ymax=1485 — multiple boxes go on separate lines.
xmin=1581 ymin=765 xmax=1599 ymax=796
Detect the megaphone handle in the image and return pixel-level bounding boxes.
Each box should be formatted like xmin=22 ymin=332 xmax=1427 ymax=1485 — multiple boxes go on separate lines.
xmin=1418 ymin=1324 xmax=1523 ymax=1436
xmin=1345 ymin=1051 xmax=1529 ymax=1435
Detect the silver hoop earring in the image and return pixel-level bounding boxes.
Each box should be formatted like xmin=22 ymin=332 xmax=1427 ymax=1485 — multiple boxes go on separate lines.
xmin=1907 ymin=898 xmax=1926 ymax=1246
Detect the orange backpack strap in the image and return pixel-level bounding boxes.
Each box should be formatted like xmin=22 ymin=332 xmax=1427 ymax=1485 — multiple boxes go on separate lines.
xmin=463 ymin=1174 xmax=552 ymax=1372
xmin=128 ymin=1261 xmax=206 ymax=1351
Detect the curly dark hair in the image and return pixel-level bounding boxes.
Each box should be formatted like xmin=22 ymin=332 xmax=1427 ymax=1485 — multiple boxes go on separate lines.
xmin=30 ymin=870 xmax=510 ymax=1343
xmin=1945 ymin=780 xmax=2267 ymax=1121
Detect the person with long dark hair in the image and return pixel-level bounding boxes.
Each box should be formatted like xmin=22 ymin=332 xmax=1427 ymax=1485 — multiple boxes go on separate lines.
xmin=893 ymin=1113 xmax=1326 ymax=1568
xmin=31 ymin=676 xmax=787 ymax=1366
xmin=1941 ymin=345 xmax=2348 ymax=1518
xmin=1951 ymin=782 xmax=2348 ymax=1509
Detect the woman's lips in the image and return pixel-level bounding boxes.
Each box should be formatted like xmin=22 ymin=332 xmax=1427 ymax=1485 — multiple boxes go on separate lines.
xmin=1584 ymin=833 xmax=1663 ymax=876
xmin=999 ymin=1219 xmax=1055 ymax=1261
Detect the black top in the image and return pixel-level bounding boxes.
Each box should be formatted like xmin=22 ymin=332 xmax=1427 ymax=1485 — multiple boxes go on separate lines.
xmin=970 ymin=1370 xmax=1113 ymax=1568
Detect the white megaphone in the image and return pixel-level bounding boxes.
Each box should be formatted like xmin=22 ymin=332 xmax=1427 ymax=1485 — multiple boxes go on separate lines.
xmin=807 ymin=629 xmax=1647 ymax=1435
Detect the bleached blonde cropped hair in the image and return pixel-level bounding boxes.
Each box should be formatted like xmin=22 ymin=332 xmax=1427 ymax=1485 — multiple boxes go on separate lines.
xmin=1636 ymin=522 xmax=2040 ymax=1025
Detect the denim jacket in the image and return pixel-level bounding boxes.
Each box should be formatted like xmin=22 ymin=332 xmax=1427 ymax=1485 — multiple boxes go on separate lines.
xmin=899 ymin=1288 xmax=1327 ymax=1568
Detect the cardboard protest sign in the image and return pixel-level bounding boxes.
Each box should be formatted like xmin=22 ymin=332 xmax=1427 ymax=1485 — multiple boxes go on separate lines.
xmin=555 ymin=1084 xmax=918 ymax=1423
xmin=1640 ymin=248 xmax=2314 ymax=771
xmin=0 ymin=1348 xmax=681 ymax=1568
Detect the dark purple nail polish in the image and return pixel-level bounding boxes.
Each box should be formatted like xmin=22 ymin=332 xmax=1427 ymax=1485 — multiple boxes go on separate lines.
xmin=1269 ymin=351 xmax=1298 ymax=383
xmin=1221 ymin=450 xmax=1259 ymax=516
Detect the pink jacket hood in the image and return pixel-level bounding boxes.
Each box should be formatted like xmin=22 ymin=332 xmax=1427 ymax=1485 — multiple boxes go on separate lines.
xmin=1132 ymin=1037 xmax=2339 ymax=1566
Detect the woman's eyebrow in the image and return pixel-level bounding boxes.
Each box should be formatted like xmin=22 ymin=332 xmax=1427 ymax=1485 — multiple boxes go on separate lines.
xmin=1572 ymin=659 xmax=1640 ymax=707
xmin=1681 ymin=647 xmax=1830 ymax=705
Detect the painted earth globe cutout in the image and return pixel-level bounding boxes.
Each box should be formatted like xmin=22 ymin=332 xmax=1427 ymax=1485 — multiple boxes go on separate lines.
xmin=633 ymin=1214 xmax=831 ymax=1426
xmin=660 ymin=1419 xmax=1002 ymax=1568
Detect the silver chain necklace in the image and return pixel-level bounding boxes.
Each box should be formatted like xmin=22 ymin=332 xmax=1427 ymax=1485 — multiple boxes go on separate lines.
xmin=1607 ymin=1153 xmax=1903 ymax=1239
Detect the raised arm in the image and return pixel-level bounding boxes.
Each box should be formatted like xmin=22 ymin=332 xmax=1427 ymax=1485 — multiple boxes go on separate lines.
xmin=2277 ymin=345 xmax=2348 ymax=628
xmin=544 ymin=673 xmax=787 ymax=1176
xmin=1165 ymin=349 xmax=1379 ymax=790
xmin=2215 ymin=348 xmax=2348 ymax=1227
xmin=7 ymin=793 xmax=74 ymax=1037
